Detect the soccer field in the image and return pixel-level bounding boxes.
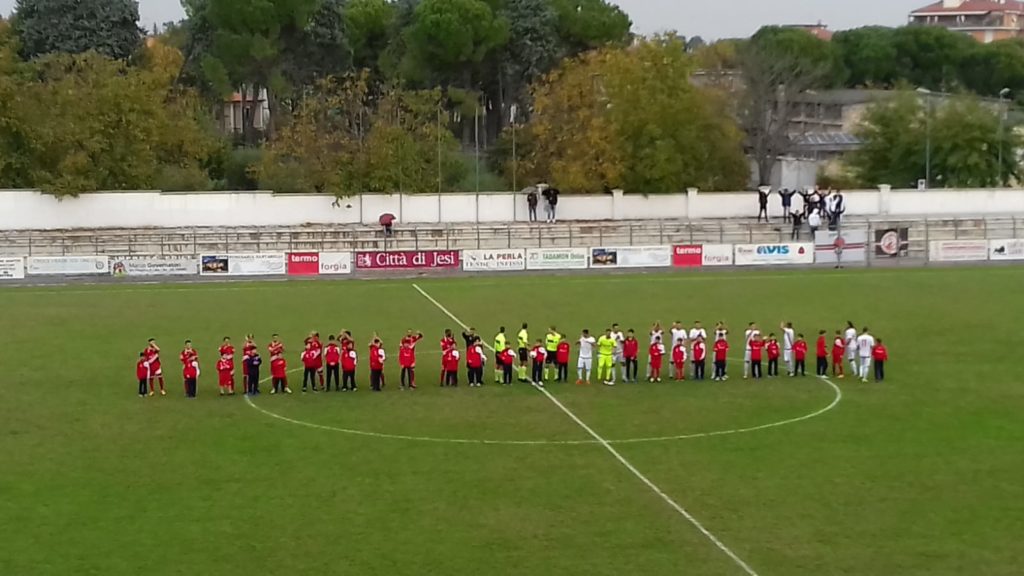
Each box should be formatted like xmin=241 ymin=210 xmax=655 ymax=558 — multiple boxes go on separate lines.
xmin=2 ymin=267 xmax=1023 ymax=576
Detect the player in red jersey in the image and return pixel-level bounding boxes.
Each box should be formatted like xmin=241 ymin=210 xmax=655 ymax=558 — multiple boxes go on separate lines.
xmin=692 ymin=336 xmax=706 ymax=381
xmin=555 ymin=338 xmax=570 ymax=383
xmin=713 ymin=337 xmax=729 ymax=381
xmin=268 ymin=334 xmax=284 ymax=362
xmin=270 ymin=354 xmax=290 ymax=394
xmin=216 ymin=357 xmax=233 ymax=396
xmin=340 ymin=340 xmax=358 ymax=391
xmin=179 ymin=339 xmax=198 ymax=389
xmin=623 ymin=330 xmax=640 ymax=383
xmin=648 ymin=336 xmax=665 ymax=383
xmin=793 ymin=334 xmax=808 ymax=377
xmin=301 ymin=342 xmax=320 ymax=393
xmin=831 ymin=330 xmax=845 ymax=378
xmin=766 ymin=334 xmax=781 ymax=378
xmin=324 ymin=336 xmax=342 ymax=391
xmin=242 ymin=335 xmax=257 ymax=393
xmin=466 ymin=337 xmax=485 ymax=387
xmin=369 ymin=338 xmax=386 ymax=391
xmin=530 ymin=340 xmax=547 ymax=387
xmin=183 ymin=354 xmax=199 ymax=398
xmin=439 ymin=329 xmax=456 ymax=385
xmin=442 ymin=344 xmax=460 ymax=387
xmin=500 ymin=344 xmax=516 ymax=385
xmin=136 ymin=352 xmax=150 ymax=397
xmin=815 ymin=330 xmax=829 ymax=377
xmin=671 ymin=338 xmax=687 ymax=381
xmin=398 ymin=339 xmax=417 ymax=390
xmin=750 ymin=335 xmax=765 ymax=379
xmin=219 ymin=337 xmax=236 ymax=394
xmin=304 ymin=332 xmax=324 ymax=390
xmin=144 ymin=338 xmax=166 ymax=396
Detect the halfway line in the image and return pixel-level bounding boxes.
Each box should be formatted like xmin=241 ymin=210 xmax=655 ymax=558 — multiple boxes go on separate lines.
xmin=411 ymin=283 xmax=761 ymax=576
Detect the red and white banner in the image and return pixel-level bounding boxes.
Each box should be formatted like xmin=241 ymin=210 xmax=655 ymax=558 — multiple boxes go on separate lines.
xmin=672 ymin=245 xmax=703 ymax=267
xmin=355 ymin=250 xmax=460 ymax=270
xmin=287 ymin=252 xmax=320 ymax=276
xmin=0 ymin=257 xmax=25 ymax=279
xmin=463 ymin=249 xmax=526 ymax=272
xmin=929 ymin=240 xmax=988 ymax=262
xmin=319 ymin=252 xmax=353 ymax=275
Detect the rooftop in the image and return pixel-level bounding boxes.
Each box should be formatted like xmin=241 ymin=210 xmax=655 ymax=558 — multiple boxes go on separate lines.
xmin=911 ymin=0 xmax=1024 ymax=15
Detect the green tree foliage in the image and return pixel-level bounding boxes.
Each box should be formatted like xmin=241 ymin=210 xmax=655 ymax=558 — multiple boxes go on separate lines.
xmin=403 ymin=0 xmax=508 ymax=86
xmin=891 ymin=26 xmax=975 ymax=91
xmin=501 ymin=0 xmax=561 ymax=98
xmin=346 ymin=0 xmax=396 ymax=72
xmin=0 ymin=50 xmax=219 ymax=196
xmin=833 ymin=26 xmax=899 ymax=88
xmin=524 ymin=35 xmax=748 ymax=193
xmin=851 ymin=92 xmax=1020 ymax=188
xmin=959 ymin=40 xmax=1024 ymax=98
xmin=738 ymin=26 xmax=843 ymax=185
xmin=550 ymin=0 xmax=631 ymax=56
xmin=13 ymin=0 xmax=143 ymax=60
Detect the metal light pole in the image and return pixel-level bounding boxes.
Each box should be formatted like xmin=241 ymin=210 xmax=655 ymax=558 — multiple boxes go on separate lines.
xmin=510 ymin=103 xmax=518 ymax=192
xmin=999 ymin=87 xmax=1010 ymax=187
xmin=917 ymin=88 xmax=932 ymax=189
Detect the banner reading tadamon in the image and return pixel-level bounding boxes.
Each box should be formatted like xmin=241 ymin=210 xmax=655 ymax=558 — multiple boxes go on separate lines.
xmin=525 ymin=248 xmax=589 ymax=270
xmin=591 ymin=246 xmax=672 ymax=269
xmin=463 ymin=249 xmax=526 ymax=272
xmin=734 ymin=243 xmax=813 ymax=266
xmin=27 ymin=256 xmax=110 ymax=275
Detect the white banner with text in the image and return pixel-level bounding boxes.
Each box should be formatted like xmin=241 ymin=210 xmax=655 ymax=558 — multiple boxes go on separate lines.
xmin=929 ymin=240 xmax=989 ymax=262
xmin=734 ymin=243 xmax=814 ymax=266
xmin=525 ymin=248 xmax=589 ymax=270
xmin=200 ymin=253 xmax=286 ymax=276
xmin=27 ymin=256 xmax=110 ymax=275
xmin=591 ymin=246 xmax=672 ymax=269
xmin=463 ymin=249 xmax=527 ymax=272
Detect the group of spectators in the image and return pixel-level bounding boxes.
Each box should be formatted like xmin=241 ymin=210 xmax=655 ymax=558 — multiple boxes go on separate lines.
xmin=757 ymin=187 xmax=846 ymax=240
xmin=525 ymin=184 xmax=560 ymax=223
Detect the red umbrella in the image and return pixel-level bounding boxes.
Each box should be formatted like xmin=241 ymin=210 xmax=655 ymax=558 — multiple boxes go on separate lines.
xmin=379 ymin=213 xmax=396 ymax=227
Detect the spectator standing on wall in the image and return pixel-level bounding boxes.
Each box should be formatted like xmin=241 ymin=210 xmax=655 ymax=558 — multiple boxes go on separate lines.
xmin=526 ymin=187 xmax=539 ymax=222
xmin=779 ymin=189 xmax=795 ymax=223
xmin=807 ymin=188 xmax=821 ymax=218
xmin=790 ymin=210 xmax=804 ymax=240
xmin=829 ymin=190 xmax=845 ymax=230
xmin=756 ymin=188 xmax=770 ymax=223
xmin=808 ymin=209 xmax=822 ymax=237
xmin=542 ymin=186 xmax=559 ymax=223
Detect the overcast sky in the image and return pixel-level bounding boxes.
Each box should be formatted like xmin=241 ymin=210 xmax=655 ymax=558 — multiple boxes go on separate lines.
xmin=0 ymin=0 xmax=927 ymax=39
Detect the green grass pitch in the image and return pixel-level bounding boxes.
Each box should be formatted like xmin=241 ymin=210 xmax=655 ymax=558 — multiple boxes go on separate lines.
xmin=2 ymin=267 xmax=1023 ymax=576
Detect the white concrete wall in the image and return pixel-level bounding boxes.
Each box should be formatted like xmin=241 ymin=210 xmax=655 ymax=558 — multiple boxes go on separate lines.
xmin=2 ymin=188 xmax=1024 ymax=230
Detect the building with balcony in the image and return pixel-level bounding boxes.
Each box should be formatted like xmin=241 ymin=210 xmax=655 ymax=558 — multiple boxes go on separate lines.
xmin=909 ymin=0 xmax=1024 ymax=43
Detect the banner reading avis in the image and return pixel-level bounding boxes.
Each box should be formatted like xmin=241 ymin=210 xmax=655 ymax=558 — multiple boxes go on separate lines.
xmin=734 ymin=243 xmax=813 ymax=266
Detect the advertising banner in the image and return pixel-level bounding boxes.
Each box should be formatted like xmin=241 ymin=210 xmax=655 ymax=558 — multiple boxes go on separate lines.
xmin=875 ymin=227 xmax=909 ymax=258
xmin=929 ymin=240 xmax=989 ymax=262
xmin=734 ymin=243 xmax=814 ymax=266
xmin=27 ymin=256 xmax=109 ymax=275
xmin=318 ymin=252 xmax=353 ymax=275
xmin=110 ymin=256 xmax=198 ymax=277
xmin=355 ymin=250 xmax=460 ymax=270
xmin=989 ymin=239 xmax=1024 ymax=261
xmin=525 ymin=248 xmax=589 ymax=270
xmin=287 ymin=252 xmax=320 ymax=276
xmin=814 ymin=230 xmax=868 ymax=265
xmin=200 ymin=254 xmax=286 ymax=276
xmin=463 ymin=249 xmax=526 ymax=272
xmin=0 ymin=257 xmax=25 ymax=279
xmin=701 ymin=244 xmax=734 ymax=267
xmin=591 ymin=246 xmax=672 ymax=269
xmin=672 ymin=245 xmax=703 ymax=268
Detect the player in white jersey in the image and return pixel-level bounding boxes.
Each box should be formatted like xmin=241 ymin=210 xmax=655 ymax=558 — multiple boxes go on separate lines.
xmin=670 ymin=322 xmax=688 ymax=353
xmin=781 ymin=321 xmax=796 ymax=376
xmin=714 ymin=322 xmax=728 ymax=342
xmin=610 ymin=323 xmax=625 ymax=383
xmin=855 ymin=327 xmax=876 ymax=382
xmin=743 ymin=322 xmax=760 ymax=378
xmin=844 ymin=321 xmax=859 ymax=375
xmin=647 ymin=322 xmax=663 ymax=379
xmin=577 ymin=329 xmax=597 ymax=385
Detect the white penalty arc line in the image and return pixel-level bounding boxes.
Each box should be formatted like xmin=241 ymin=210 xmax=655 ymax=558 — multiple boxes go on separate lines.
xmin=411 ymin=283 xmax=762 ymax=576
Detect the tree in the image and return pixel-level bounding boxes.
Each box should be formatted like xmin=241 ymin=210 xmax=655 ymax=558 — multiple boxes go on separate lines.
xmin=959 ymin=39 xmax=1024 ymax=98
xmin=403 ymin=0 xmax=508 ymax=87
xmin=851 ymin=92 xmax=1020 ymax=188
xmin=890 ymin=25 xmax=975 ymax=91
xmin=523 ymin=35 xmax=748 ymax=193
xmin=738 ymin=26 xmax=843 ymax=185
xmin=0 ymin=52 xmax=219 ymax=195
xmin=12 ymin=0 xmax=143 ymax=60
xmin=346 ymin=0 xmax=396 ymax=72
xmin=550 ymin=0 xmax=631 ymax=56
xmin=833 ymin=26 xmax=899 ymax=88
xmin=279 ymin=0 xmax=354 ymax=98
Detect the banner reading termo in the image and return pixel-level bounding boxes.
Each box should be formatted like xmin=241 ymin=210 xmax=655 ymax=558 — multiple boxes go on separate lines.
xmin=356 ymin=250 xmax=461 ymax=270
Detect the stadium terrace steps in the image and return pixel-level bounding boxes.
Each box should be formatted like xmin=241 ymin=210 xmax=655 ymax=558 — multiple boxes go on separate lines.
xmin=0 ymin=216 xmax=1016 ymax=257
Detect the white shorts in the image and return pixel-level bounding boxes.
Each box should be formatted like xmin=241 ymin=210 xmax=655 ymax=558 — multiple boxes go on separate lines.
xmin=783 ymin=350 xmax=793 ymax=363
xmin=846 ymin=348 xmax=857 ymax=360
xmin=744 ymin=350 xmax=752 ymax=362
xmin=577 ymin=358 xmax=593 ymax=370
xmin=859 ymin=356 xmax=872 ymax=368
xmin=613 ymin=353 xmax=624 ymax=364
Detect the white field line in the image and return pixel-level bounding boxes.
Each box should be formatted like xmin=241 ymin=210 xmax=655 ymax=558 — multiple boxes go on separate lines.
xmin=411 ymin=283 xmax=761 ymax=576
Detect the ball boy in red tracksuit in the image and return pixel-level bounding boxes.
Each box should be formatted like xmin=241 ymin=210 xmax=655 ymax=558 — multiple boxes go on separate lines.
xmin=556 ymin=339 xmax=571 ymax=383
xmin=301 ymin=343 xmax=320 ymax=393
xmin=766 ymin=334 xmax=780 ymax=377
xmin=872 ymin=339 xmax=888 ymax=382
xmin=672 ymin=339 xmax=687 ymax=381
xmin=815 ymin=330 xmax=829 ymax=376
xmin=369 ymin=338 xmax=386 ymax=392
xmin=793 ymin=335 xmax=808 ymax=377
xmin=692 ymin=337 xmax=706 ymax=381
xmin=442 ymin=345 xmax=460 ymax=387
xmin=341 ymin=342 xmax=358 ymax=391
xmin=500 ymin=344 xmax=516 ymax=385
xmin=530 ymin=340 xmax=547 ymax=386
xmin=713 ymin=338 xmax=729 ymax=381
xmin=136 ymin=352 xmax=150 ymax=397
xmin=648 ymin=336 xmax=665 ymax=383
xmin=749 ymin=335 xmax=765 ymax=379
xmin=325 ymin=337 xmax=342 ymax=391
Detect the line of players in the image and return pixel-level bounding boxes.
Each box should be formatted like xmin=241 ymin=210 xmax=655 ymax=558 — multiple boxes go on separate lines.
xmin=134 ymin=321 xmax=889 ymax=397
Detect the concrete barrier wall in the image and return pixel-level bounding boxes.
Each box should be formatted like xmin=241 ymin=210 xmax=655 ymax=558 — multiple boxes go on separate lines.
xmin=2 ymin=187 xmax=1024 ymax=230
